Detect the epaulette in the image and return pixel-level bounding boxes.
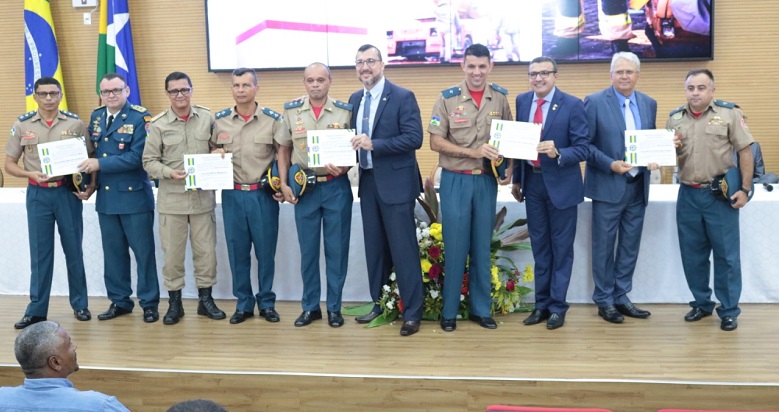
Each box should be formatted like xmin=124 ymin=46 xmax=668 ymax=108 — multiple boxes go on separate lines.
xmin=262 ymin=107 xmax=281 ymax=121
xmin=59 ymin=109 xmax=79 ymax=119
xmin=150 ymin=110 xmax=167 ymax=123
xmin=193 ymin=104 xmax=211 ymax=111
xmin=441 ymin=86 xmax=461 ymax=99
xmin=714 ymin=99 xmax=738 ymax=109
xmin=215 ymin=108 xmax=232 ymax=119
xmin=130 ymin=104 xmax=147 ymax=113
xmin=284 ymin=99 xmax=304 ymax=110
xmin=669 ymin=105 xmax=685 ymax=117
xmin=93 ymin=105 xmax=106 ymax=111
xmin=490 ymin=83 xmax=508 ymax=95
xmin=333 ymin=100 xmax=353 ymax=111
xmin=18 ymin=111 xmax=37 ymax=122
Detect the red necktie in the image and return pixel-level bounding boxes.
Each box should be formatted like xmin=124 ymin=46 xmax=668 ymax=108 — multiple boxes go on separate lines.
xmin=532 ymin=98 xmax=546 ymax=166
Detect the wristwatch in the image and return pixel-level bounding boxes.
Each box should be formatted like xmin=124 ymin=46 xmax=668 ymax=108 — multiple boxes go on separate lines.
xmin=740 ymin=187 xmax=751 ymax=196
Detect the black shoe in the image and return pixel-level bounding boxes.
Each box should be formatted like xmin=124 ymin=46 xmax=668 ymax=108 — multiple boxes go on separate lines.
xmin=355 ymin=310 xmax=382 ymax=324
xmin=468 ymin=314 xmax=497 ymax=329
xmin=546 ymin=312 xmax=565 ymax=330
xmin=163 ymin=290 xmax=184 ymax=325
xmin=327 ymin=311 xmax=344 ymax=328
xmin=143 ymin=307 xmax=159 ymax=323
xmin=229 ymin=310 xmax=254 ymax=324
xmin=97 ymin=303 xmax=132 ymax=321
xmin=259 ymin=308 xmax=280 ymax=323
xmin=440 ymin=318 xmax=456 ymax=332
xmin=197 ymin=287 xmax=226 ymax=320
xmin=684 ymin=307 xmax=712 ymax=322
xmin=400 ymin=320 xmax=420 ymax=336
xmin=294 ymin=309 xmax=323 ymax=327
xmin=615 ymin=302 xmax=651 ymax=319
xmin=611 ymin=39 xmax=630 ymax=54
xmin=721 ymin=316 xmax=738 ymax=331
xmin=74 ymin=309 xmax=91 ymax=321
xmin=597 ymin=304 xmax=624 ymax=324
xmin=14 ymin=315 xmax=46 ymax=329
xmin=523 ymin=309 xmax=550 ymax=325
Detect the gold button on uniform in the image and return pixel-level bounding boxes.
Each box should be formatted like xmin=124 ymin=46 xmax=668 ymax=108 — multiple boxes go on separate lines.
xmin=128 ymin=187 xmax=133 ymax=191
xmin=105 ymin=186 xmax=110 ymax=190
xmin=102 ymin=153 xmax=107 ymax=157
xmin=104 ymin=138 xmax=108 ymax=141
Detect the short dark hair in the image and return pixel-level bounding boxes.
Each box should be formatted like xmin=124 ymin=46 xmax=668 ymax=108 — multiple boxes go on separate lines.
xmin=529 ymin=56 xmax=558 ymax=72
xmin=33 ymin=77 xmax=61 ymax=92
xmin=357 ymin=44 xmax=383 ymax=62
xmin=231 ymin=68 xmax=258 ymax=86
xmin=685 ymin=68 xmax=714 ymax=83
xmin=101 ymin=73 xmax=127 ymax=86
xmin=165 ymin=72 xmax=192 ymax=90
xmin=464 ymin=44 xmax=491 ymax=62
xmin=167 ymin=399 xmax=227 ymax=412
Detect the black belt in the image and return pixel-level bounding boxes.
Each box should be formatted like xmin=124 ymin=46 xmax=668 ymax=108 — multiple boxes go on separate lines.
xmin=525 ymin=163 xmax=542 ymax=173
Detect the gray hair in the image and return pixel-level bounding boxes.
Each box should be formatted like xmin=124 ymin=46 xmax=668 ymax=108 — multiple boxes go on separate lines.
xmin=167 ymin=399 xmax=228 ymax=412
xmin=14 ymin=321 xmax=63 ymax=376
xmin=610 ymin=52 xmax=641 ymax=72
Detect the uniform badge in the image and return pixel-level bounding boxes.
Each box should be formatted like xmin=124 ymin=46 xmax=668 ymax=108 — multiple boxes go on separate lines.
xmin=456 ymin=106 xmax=465 ymax=111
xmin=121 ymin=113 xmax=127 ymax=119
xmin=488 ymin=111 xmax=501 ymax=116
xmin=23 ymin=130 xmax=36 ymax=140
xmin=218 ymin=134 xmax=229 ymax=140
xmin=118 ymin=125 xmax=134 ymax=134
xmin=145 ymin=123 xmax=151 ymax=133
xmin=144 ymin=115 xmax=151 ymax=122
xmin=298 ymin=142 xmax=307 ymax=149
xmin=295 ymin=118 xmax=303 ymax=125
xmin=454 ymin=118 xmax=469 ymax=123
xmin=118 ymin=143 xmax=125 ymax=150
xmin=27 ymin=146 xmax=34 ymax=152
xmin=552 ymin=104 xmax=558 ymax=111
xmin=430 ymin=116 xmax=441 ymax=126
xmin=294 ymin=127 xmax=307 ymax=134
xmin=328 ymin=123 xmax=343 ymax=129
xmin=672 ymin=112 xmax=683 ymax=120
xmin=9 ymin=127 xmax=15 ymax=137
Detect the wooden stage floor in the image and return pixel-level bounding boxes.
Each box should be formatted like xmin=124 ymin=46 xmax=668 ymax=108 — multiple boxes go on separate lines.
xmin=1 ymin=296 xmax=778 ymax=411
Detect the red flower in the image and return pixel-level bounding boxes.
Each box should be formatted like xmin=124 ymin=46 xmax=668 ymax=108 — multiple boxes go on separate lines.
xmin=429 ymin=264 xmax=442 ymax=279
xmin=463 ymin=272 xmax=469 ymax=281
xmin=461 ymin=286 xmax=469 ymax=296
xmin=506 ymin=280 xmax=516 ymax=292
xmin=398 ymin=298 xmax=404 ymax=313
xmin=428 ymin=245 xmax=441 ymax=259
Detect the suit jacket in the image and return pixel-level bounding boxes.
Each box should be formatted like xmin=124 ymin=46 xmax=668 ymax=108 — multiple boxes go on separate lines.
xmin=584 ymin=87 xmax=657 ymax=206
xmin=349 ymin=80 xmax=423 ymax=204
xmin=513 ymin=88 xmax=589 ymax=210
xmin=88 ymin=102 xmax=154 ymax=215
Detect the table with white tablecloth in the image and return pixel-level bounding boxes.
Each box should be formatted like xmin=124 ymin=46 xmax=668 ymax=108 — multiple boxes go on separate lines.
xmin=0 ymin=185 xmax=776 ymax=304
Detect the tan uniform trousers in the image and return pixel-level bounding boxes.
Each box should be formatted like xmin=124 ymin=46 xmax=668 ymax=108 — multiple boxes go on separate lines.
xmin=159 ymin=211 xmax=217 ymax=291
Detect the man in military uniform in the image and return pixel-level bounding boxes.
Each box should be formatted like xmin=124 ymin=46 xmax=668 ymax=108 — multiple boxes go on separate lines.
xmin=276 ymin=63 xmax=353 ymax=328
xmin=79 ymin=73 xmax=160 ymax=323
xmin=210 ymin=68 xmax=284 ymax=325
xmin=667 ymin=69 xmax=754 ymax=331
xmin=4 ymin=77 xmax=93 ymax=329
xmin=428 ymin=44 xmax=513 ymax=332
xmin=142 ymin=72 xmax=225 ymax=325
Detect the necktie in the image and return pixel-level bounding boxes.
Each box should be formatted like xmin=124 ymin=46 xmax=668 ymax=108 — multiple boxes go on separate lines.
xmin=106 ymin=114 xmax=114 ymax=130
xmin=532 ymin=98 xmax=545 ymax=166
xmin=625 ymin=99 xmax=639 ymax=177
xmin=359 ymin=91 xmax=372 ymax=169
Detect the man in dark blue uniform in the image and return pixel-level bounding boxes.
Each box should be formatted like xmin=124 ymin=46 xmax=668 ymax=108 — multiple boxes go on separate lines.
xmin=79 ymin=73 xmax=160 ymax=323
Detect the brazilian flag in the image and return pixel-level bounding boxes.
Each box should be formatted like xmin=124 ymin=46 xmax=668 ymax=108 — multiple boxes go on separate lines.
xmin=24 ymin=0 xmax=68 ymax=111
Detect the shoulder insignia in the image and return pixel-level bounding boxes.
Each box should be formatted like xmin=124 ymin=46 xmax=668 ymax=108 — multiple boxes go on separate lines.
xmin=193 ymin=104 xmax=210 ymax=111
xmin=93 ymin=105 xmax=106 ymax=111
xmin=490 ymin=83 xmax=508 ymax=95
xmin=333 ymin=100 xmax=353 ymax=111
xmin=669 ymin=105 xmax=685 ymax=117
xmin=130 ymin=104 xmax=147 ymax=113
xmin=215 ymin=108 xmax=232 ymax=119
xmin=441 ymin=86 xmax=461 ymax=99
xmin=59 ymin=110 xmax=79 ymax=119
xmin=284 ymin=99 xmax=304 ymax=110
xmin=714 ymin=99 xmax=738 ymax=109
xmin=262 ymin=107 xmax=281 ymax=121
xmin=18 ymin=111 xmax=37 ymax=122
xmin=151 ymin=110 xmax=167 ymax=123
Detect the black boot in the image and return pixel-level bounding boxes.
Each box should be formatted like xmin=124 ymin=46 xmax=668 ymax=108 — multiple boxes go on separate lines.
xmin=163 ymin=290 xmax=184 ymax=325
xmin=197 ymin=287 xmax=226 ymax=320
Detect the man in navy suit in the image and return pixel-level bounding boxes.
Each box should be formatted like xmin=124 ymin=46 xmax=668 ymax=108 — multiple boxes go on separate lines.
xmin=80 ymin=73 xmax=160 ymax=323
xmin=348 ymin=44 xmax=425 ymax=336
xmin=584 ymin=52 xmax=658 ymax=324
xmin=511 ymin=56 xmax=589 ymax=330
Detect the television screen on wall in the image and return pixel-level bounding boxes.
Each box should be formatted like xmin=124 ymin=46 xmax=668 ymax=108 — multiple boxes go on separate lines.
xmin=205 ymin=0 xmax=712 ymax=71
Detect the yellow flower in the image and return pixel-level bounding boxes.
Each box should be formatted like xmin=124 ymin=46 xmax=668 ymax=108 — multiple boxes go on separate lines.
xmin=523 ymin=264 xmax=534 ymax=282
xmin=491 ymin=266 xmax=500 ymax=287
xmin=421 ymin=259 xmax=432 ymax=273
xmin=429 ymin=223 xmax=443 ymax=240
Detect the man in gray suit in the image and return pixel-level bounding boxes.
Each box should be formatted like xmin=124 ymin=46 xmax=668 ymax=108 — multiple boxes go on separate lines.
xmin=584 ymin=52 xmax=658 ymax=324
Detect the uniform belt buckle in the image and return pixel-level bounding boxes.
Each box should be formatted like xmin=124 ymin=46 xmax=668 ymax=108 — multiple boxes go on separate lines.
xmin=316 ymin=176 xmax=329 ymax=183
xmin=471 ymin=169 xmax=482 ymax=175
xmin=46 ymin=181 xmax=61 ymax=188
xmin=240 ymin=184 xmax=252 ymax=191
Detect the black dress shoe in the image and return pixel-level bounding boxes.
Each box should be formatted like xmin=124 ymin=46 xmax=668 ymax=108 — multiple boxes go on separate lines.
xmin=400 ymin=320 xmax=420 ymax=336
xmin=355 ymin=310 xmax=382 ymax=324
xmin=721 ymin=316 xmax=738 ymax=331
xmin=523 ymin=309 xmax=550 ymax=325
xmin=327 ymin=311 xmax=344 ymax=327
xmin=74 ymin=309 xmax=91 ymax=321
xmin=684 ymin=307 xmax=712 ymax=322
xmin=546 ymin=312 xmax=565 ymax=330
xmin=259 ymin=308 xmax=280 ymax=322
xmin=597 ymin=304 xmax=624 ymax=324
xmin=97 ymin=304 xmax=132 ymax=321
xmin=229 ymin=310 xmax=254 ymax=324
xmin=440 ymin=318 xmax=456 ymax=332
xmin=616 ymin=302 xmax=651 ymax=319
xmin=14 ymin=315 xmax=46 ymax=330
xmin=143 ymin=308 xmax=159 ymax=323
xmin=468 ymin=314 xmax=497 ymax=329
xmin=294 ymin=309 xmax=323 ymax=327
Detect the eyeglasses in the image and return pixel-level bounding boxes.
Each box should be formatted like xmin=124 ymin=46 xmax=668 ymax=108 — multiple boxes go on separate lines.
xmin=613 ymin=70 xmax=637 ymax=77
xmin=35 ymin=91 xmax=60 ymax=99
xmin=167 ymin=88 xmax=192 ymax=97
xmin=355 ymin=59 xmax=380 ymax=68
xmin=528 ymin=71 xmax=556 ymax=79
xmin=99 ymin=88 xmax=126 ymax=97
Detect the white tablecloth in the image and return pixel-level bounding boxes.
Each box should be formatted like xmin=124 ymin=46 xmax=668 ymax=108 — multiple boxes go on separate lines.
xmin=0 ymin=185 xmax=776 ymax=304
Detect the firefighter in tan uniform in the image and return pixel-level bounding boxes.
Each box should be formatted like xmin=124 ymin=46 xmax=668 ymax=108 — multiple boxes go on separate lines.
xmin=4 ymin=77 xmax=93 ymax=329
xmin=276 ymin=63 xmax=353 ymax=328
xmin=210 ymin=68 xmax=284 ymax=325
xmin=142 ymin=72 xmax=225 ymax=325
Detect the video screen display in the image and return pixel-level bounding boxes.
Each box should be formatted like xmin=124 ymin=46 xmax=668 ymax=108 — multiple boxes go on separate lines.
xmin=205 ymin=0 xmax=712 ymax=71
